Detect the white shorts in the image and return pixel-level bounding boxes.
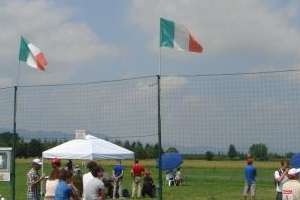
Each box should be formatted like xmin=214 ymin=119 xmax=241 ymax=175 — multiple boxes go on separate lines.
xmin=243 ymin=182 xmax=256 ymax=196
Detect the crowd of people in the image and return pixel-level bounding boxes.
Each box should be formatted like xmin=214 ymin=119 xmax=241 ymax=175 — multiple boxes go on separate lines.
xmin=243 ymin=156 xmax=300 ymax=200
xmin=26 ymin=158 xmax=157 ymax=200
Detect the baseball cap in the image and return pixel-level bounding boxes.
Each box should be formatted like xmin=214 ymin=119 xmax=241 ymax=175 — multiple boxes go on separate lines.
xmin=288 ymin=168 xmax=300 ymax=176
xmin=32 ymin=158 xmax=42 ymax=165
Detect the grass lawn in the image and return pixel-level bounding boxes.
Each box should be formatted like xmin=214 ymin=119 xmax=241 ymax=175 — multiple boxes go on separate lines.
xmin=0 ymin=159 xmax=279 ymax=200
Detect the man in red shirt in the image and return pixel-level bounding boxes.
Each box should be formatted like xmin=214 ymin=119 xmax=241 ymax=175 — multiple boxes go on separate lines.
xmin=131 ymin=160 xmax=145 ymax=198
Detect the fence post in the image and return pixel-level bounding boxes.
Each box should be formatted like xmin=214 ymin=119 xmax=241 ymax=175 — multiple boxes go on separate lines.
xmin=157 ymin=75 xmax=163 ymax=200
xmin=11 ymin=85 xmax=17 ymax=200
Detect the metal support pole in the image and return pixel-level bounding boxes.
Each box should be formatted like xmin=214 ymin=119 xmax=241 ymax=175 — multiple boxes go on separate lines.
xmin=11 ymin=85 xmax=17 ymax=200
xmin=157 ymin=75 xmax=163 ymax=200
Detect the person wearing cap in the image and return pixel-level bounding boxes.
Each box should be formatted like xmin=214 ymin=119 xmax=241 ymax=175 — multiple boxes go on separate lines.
xmin=243 ymin=157 xmax=256 ymax=200
xmin=142 ymin=170 xmax=155 ymax=198
xmin=27 ymin=158 xmax=45 ymax=200
xmin=131 ymin=160 xmax=145 ymax=198
xmin=112 ymin=160 xmax=124 ymax=199
xmin=282 ymin=168 xmax=300 ymax=200
xmin=274 ymin=160 xmax=289 ymax=200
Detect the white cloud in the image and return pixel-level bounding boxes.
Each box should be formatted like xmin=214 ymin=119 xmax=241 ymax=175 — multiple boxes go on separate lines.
xmin=0 ymin=0 xmax=120 ymax=87
xmin=130 ymin=0 xmax=300 ymax=58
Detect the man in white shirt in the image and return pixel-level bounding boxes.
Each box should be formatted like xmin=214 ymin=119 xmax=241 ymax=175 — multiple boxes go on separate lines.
xmin=274 ymin=160 xmax=289 ymax=200
xmin=82 ymin=161 xmax=98 ymax=200
xmin=84 ymin=165 xmax=105 ymax=200
xmin=282 ymin=168 xmax=300 ymax=200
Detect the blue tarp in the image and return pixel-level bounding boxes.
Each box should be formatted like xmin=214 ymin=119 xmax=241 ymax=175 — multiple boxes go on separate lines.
xmin=158 ymin=152 xmax=183 ymax=171
xmin=291 ymin=153 xmax=300 ymax=168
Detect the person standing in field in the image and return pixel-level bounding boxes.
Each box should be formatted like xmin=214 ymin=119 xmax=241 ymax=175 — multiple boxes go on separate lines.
xmin=84 ymin=165 xmax=105 ymax=200
xmin=282 ymin=168 xmax=300 ymax=200
xmin=131 ymin=160 xmax=145 ymax=198
xmin=274 ymin=160 xmax=289 ymax=200
xmin=243 ymin=157 xmax=256 ymax=200
xmin=45 ymin=167 xmax=60 ymax=200
xmin=27 ymin=158 xmax=45 ymax=200
xmin=82 ymin=161 xmax=98 ymax=200
xmin=112 ymin=160 xmax=124 ymax=199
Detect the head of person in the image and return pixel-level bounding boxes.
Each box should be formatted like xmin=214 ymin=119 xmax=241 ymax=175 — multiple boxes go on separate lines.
xmin=59 ymin=168 xmax=72 ymax=182
xmin=116 ymin=159 xmax=121 ymax=165
xmin=73 ymin=165 xmax=81 ymax=176
xmin=246 ymin=158 xmax=253 ymax=165
xmin=246 ymin=155 xmax=253 ymax=165
xmin=177 ymin=167 xmax=181 ymax=171
xmin=66 ymin=160 xmax=73 ymax=171
xmin=87 ymin=161 xmax=98 ymax=172
xmin=287 ymin=168 xmax=300 ymax=180
xmin=51 ymin=158 xmax=61 ymax=169
xmin=91 ymin=165 xmax=104 ymax=178
xmin=135 ymin=160 xmax=139 ymax=164
xmin=32 ymin=158 xmax=42 ymax=170
xmin=145 ymin=170 xmax=151 ymax=177
xmin=281 ymin=160 xmax=289 ymax=170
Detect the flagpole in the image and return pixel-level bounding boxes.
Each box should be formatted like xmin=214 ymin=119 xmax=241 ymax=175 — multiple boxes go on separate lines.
xmin=159 ymin=47 xmax=162 ymax=75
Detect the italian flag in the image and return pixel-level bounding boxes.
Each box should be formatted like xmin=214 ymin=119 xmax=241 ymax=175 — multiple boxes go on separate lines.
xmin=160 ymin=18 xmax=203 ymax=53
xmin=19 ymin=36 xmax=48 ymax=71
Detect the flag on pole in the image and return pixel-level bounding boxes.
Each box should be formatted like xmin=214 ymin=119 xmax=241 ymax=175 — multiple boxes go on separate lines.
xmin=160 ymin=18 xmax=203 ymax=53
xmin=19 ymin=36 xmax=48 ymax=71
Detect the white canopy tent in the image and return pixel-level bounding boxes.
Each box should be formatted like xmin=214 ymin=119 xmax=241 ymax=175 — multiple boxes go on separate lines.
xmin=42 ymin=134 xmax=134 ymax=160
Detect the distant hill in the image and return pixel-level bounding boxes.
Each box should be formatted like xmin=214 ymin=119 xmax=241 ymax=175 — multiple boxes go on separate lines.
xmin=0 ymin=127 xmax=111 ymax=142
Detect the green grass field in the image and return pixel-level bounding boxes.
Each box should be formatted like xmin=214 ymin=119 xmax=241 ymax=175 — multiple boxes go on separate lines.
xmin=0 ymin=159 xmax=280 ymax=200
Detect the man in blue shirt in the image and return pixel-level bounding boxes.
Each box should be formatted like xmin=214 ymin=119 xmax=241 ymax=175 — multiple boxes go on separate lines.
xmin=243 ymin=157 xmax=256 ymax=200
xmin=112 ymin=160 xmax=124 ymax=199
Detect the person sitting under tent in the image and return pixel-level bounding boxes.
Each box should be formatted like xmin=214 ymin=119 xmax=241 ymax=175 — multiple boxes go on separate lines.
xmin=142 ymin=170 xmax=156 ymax=198
xmin=166 ymin=169 xmax=176 ymax=187
xmin=175 ymin=167 xmax=183 ymax=186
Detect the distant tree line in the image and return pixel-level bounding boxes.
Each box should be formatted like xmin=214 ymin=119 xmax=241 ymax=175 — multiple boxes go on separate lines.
xmin=0 ymin=132 xmax=295 ymax=160
xmin=201 ymin=143 xmax=294 ymax=161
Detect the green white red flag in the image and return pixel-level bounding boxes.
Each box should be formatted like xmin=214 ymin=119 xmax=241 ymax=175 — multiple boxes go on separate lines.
xmin=160 ymin=18 xmax=203 ymax=53
xmin=18 ymin=36 xmax=48 ymax=71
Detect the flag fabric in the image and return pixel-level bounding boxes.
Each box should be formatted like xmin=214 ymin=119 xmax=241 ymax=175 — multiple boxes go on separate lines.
xmin=19 ymin=36 xmax=47 ymax=71
xmin=160 ymin=18 xmax=203 ymax=53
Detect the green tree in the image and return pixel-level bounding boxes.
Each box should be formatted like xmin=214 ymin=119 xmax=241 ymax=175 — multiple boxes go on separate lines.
xmin=249 ymin=143 xmax=268 ymax=161
xmin=27 ymin=139 xmax=43 ymax=157
xmin=166 ymin=147 xmax=178 ymax=153
xmin=228 ymin=144 xmax=237 ymax=159
xmin=205 ymin=151 xmax=214 ymax=161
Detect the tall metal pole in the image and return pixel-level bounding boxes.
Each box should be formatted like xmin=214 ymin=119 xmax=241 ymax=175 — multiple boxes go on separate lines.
xmin=157 ymin=75 xmax=163 ymax=200
xmin=12 ymin=85 xmax=17 ymax=200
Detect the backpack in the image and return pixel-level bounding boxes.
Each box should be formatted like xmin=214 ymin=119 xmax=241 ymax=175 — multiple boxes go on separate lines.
xmin=274 ymin=169 xmax=283 ymax=188
xmin=122 ymin=189 xmax=130 ymax=198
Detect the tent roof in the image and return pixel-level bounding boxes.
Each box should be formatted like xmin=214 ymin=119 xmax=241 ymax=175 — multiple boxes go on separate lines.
xmin=42 ymin=134 xmax=134 ymax=160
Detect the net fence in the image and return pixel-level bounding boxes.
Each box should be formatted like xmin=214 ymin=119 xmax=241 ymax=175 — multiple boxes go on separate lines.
xmin=161 ymin=70 xmax=300 ymax=155
xmin=0 ymin=70 xmax=300 ymax=155
xmin=16 ymin=76 xmax=158 ymax=144
xmin=1 ymin=70 xmax=300 ymax=199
